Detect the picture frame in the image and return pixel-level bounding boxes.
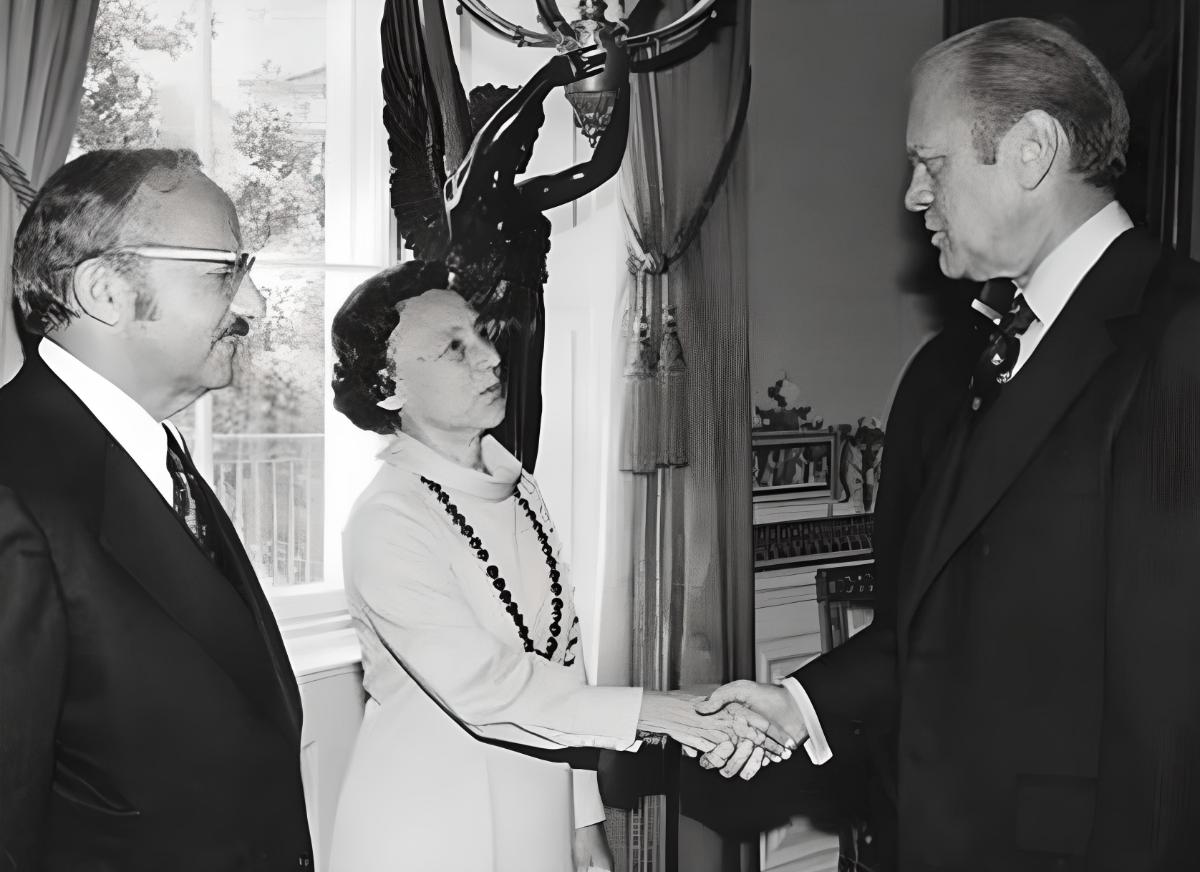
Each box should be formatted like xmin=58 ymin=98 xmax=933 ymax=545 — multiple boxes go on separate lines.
xmin=751 ymin=429 xmax=838 ymax=502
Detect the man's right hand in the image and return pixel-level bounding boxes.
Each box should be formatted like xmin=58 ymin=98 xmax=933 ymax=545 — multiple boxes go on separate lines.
xmin=695 ymin=681 xmax=809 ymax=779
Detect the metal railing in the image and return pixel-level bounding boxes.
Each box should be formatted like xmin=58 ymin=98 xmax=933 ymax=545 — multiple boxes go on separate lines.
xmin=212 ymin=433 xmax=324 ymax=586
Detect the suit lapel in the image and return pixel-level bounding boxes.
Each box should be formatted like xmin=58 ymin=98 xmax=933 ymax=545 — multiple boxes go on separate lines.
xmin=189 ymin=468 xmax=303 ymax=735
xmin=897 ymin=230 xmax=1163 ymax=640
xmin=99 ymin=442 xmax=299 ymax=740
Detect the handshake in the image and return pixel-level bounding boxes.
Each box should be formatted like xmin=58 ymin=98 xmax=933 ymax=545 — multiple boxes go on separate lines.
xmin=636 ymin=681 xmax=808 ymax=781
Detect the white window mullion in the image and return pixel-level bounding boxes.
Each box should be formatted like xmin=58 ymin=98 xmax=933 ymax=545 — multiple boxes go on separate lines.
xmin=191 ymin=0 xmax=217 ymax=480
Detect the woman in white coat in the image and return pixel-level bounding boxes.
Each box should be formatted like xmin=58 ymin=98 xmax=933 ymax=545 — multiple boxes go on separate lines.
xmin=326 ymin=263 xmax=789 ymax=872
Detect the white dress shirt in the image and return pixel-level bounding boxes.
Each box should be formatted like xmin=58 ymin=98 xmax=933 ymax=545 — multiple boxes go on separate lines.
xmin=783 ymin=200 xmax=1135 ymax=766
xmin=39 ymin=340 xmax=174 ymax=505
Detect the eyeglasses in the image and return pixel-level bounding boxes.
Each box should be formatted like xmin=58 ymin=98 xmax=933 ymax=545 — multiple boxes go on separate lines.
xmin=109 ymin=244 xmax=256 ymax=293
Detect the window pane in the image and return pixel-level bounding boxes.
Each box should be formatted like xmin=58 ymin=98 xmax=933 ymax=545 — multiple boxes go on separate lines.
xmin=209 ymin=0 xmax=327 ymax=261
xmin=72 ymin=0 xmax=198 ymax=156
xmin=211 ymin=266 xmax=326 ymax=586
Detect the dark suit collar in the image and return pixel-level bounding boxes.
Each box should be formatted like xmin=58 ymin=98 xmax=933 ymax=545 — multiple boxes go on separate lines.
xmin=897 ymin=229 xmax=1166 ymax=640
xmin=15 ymin=343 xmax=302 ymax=740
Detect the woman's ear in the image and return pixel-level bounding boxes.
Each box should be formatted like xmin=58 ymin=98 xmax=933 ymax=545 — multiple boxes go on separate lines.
xmin=376 ymin=373 xmax=407 ymax=411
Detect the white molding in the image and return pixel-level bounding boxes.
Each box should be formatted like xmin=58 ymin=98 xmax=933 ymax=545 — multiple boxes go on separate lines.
xmin=270 ymin=583 xmax=363 ymax=680
xmin=285 ymin=625 xmax=362 ymax=680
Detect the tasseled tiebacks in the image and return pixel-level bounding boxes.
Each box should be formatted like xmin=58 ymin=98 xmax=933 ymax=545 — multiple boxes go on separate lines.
xmin=619 ymin=252 xmax=688 ymax=473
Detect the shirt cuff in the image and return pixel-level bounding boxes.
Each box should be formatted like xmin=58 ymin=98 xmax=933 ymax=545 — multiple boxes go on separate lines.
xmin=780 ymin=676 xmax=833 ymax=765
xmin=571 ymin=768 xmax=606 ymax=828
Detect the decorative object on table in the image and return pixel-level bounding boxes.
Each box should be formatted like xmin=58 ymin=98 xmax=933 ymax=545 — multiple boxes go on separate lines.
xmin=837 ymin=417 xmax=885 ymax=513
xmin=752 ymin=514 xmax=874 ymax=570
xmin=753 ymin=372 xmax=824 ymax=431
xmin=751 ymin=428 xmax=837 ymax=501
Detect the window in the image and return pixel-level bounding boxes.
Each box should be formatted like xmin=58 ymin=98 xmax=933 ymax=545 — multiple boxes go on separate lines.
xmin=74 ymin=0 xmax=391 ymax=619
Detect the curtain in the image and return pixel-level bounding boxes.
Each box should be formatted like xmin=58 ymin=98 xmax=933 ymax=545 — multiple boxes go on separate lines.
xmin=613 ymin=0 xmax=754 ymax=869
xmin=1 ymin=0 xmax=99 ymax=386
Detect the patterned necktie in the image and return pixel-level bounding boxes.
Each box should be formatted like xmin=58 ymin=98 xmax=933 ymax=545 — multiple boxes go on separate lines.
xmin=969 ymin=293 xmax=1039 ymax=413
xmin=165 ymin=428 xmax=211 ymax=551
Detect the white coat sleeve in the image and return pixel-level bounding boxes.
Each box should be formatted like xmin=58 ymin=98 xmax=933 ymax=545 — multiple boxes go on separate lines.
xmin=345 ymin=498 xmax=643 ymax=751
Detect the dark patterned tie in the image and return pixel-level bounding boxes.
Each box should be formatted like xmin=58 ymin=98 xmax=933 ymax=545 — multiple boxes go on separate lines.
xmin=165 ymin=428 xmax=211 ymax=551
xmin=969 ymin=293 xmax=1039 ymax=413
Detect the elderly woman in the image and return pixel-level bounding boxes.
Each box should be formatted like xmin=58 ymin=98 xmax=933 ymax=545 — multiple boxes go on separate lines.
xmin=326 ymin=263 xmax=788 ymax=872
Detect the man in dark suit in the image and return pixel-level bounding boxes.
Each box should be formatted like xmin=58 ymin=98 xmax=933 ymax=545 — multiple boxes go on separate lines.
xmin=0 ymin=150 xmax=312 ymax=870
xmin=697 ymin=17 xmax=1200 ymax=870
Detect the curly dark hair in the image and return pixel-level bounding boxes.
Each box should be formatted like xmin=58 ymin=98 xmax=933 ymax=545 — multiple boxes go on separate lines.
xmin=330 ymin=259 xmax=452 ymax=434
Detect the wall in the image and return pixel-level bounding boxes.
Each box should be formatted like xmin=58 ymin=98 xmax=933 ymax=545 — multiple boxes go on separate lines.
xmin=748 ymin=0 xmax=947 ymax=427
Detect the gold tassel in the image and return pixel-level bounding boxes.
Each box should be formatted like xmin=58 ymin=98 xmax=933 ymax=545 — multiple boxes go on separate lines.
xmin=656 ymin=305 xmax=687 ymax=467
xmin=619 ymin=303 xmax=660 ymax=474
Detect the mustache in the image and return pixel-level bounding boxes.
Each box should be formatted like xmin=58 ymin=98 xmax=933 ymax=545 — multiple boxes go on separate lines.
xmin=220 ymin=317 xmax=251 ymax=340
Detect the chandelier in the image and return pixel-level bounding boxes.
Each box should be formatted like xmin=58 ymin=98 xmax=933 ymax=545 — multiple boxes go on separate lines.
xmin=456 ymin=0 xmax=722 ymax=145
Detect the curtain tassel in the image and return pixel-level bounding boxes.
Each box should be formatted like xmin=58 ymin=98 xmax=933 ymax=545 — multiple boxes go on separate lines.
xmin=656 ymin=305 xmax=687 ymax=467
xmin=619 ymin=310 xmax=660 ymax=473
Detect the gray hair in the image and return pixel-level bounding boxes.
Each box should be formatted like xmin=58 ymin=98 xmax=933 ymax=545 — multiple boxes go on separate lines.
xmin=12 ymin=148 xmax=204 ymax=335
xmin=916 ymin=17 xmax=1129 ymax=190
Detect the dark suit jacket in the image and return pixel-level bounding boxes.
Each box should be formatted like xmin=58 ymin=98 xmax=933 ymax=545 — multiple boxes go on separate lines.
xmin=794 ymin=229 xmax=1200 ymax=871
xmin=0 ymin=347 xmax=312 ymax=871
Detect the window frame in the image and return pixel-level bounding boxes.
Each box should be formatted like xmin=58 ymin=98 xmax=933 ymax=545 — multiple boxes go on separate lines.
xmin=178 ymin=0 xmax=393 ymax=633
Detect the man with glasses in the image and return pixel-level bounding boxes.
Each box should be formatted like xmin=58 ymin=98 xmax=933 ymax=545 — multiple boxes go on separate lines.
xmin=0 ymin=149 xmax=312 ymax=870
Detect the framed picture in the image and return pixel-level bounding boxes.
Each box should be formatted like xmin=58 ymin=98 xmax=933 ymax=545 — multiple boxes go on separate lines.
xmin=751 ymin=429 xmax=837 ymax=501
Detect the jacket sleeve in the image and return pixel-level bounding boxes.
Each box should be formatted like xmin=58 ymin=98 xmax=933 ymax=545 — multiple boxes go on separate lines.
xmin=0 ymin=487 xmax=67 ymax=869
xmin=344 ymin=497 xmax=642 ymax=751
xmin=790 ymin=329 xmax=964 ymax=757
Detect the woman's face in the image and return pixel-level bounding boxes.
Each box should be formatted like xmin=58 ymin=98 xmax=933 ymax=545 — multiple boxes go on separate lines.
xmin=385 ymin=289 xmax=506 ymax=435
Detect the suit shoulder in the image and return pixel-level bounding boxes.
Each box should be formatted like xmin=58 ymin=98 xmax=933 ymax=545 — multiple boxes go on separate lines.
xmin=0 ymin=384 xmax=106 ymax=507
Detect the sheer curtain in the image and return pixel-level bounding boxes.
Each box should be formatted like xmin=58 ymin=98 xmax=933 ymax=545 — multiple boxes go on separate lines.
xmin=1 ymin=0 xmax=98 ymax=385
xmin=609 ymin=0 xmax=754 ymax=868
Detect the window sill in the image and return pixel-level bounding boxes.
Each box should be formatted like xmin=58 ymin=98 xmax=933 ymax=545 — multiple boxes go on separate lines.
xmin=286 ymin=626 xmax=362 ymax=680
xmin=269 ymin=582 xmax=363 ymax=678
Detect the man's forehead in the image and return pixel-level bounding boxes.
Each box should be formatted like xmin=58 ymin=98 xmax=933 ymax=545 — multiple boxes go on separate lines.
xmin=122 ymin=172 xmax=241 ymax=247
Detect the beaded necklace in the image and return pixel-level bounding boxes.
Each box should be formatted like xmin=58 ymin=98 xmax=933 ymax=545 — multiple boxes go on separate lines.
xmin=421 ymin=476 xmax=578 ymax=662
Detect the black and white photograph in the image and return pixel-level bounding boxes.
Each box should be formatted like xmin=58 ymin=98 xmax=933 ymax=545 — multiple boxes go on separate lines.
xmin=3 ymin=1 xmax=1199 ymax=871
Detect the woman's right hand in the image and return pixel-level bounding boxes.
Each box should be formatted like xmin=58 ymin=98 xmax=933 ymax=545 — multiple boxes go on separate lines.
xmin=636 ymin=691 xmax=790 ymax=763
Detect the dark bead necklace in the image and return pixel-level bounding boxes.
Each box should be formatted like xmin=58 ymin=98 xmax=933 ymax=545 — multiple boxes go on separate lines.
xmin=421 ymin=476 xmax=566 ymax=660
